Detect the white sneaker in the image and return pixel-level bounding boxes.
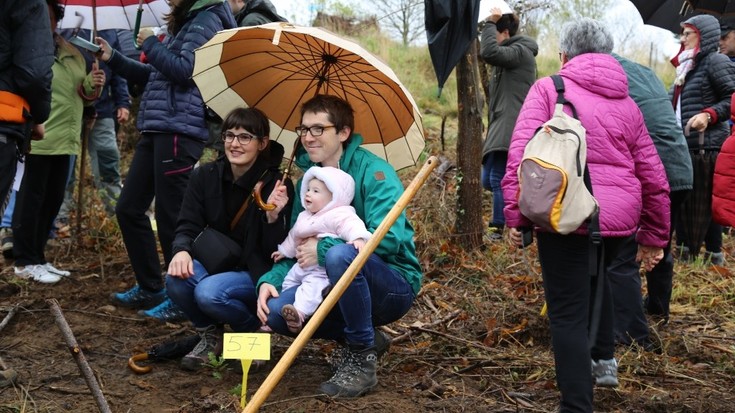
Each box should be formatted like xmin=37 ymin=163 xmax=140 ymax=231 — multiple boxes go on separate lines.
xmin=42 ymin=263 xmax=70 ymax=277
xmin=14 ymin=265 xmax=62 ymax=284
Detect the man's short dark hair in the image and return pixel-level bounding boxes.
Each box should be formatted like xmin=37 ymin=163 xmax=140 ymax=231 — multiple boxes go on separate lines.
xmin=722 ymin=25 xmax=735 ymax=38
xmin=496 ymin=14 xmax=519 ymax=37
xmin=300 ymin=94 xmax=355 ymax=139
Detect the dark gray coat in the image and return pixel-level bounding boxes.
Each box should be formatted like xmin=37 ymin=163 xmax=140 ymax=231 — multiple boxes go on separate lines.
xmin=479 ymin=23 xmax=538 ymax=157
xmin=675 ymin=14 xmax=735 ymax=150
xmin=0 ymin=0 xmax=54 ymax=138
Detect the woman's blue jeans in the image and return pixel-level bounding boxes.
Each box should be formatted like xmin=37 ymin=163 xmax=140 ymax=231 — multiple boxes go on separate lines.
xmin=481 ymin=151 xmax=508 ymax=227
xmin=166 ymin=260 xmax=260 ymax=332
xmin=265 ymin=243 xmax=415 ymax=346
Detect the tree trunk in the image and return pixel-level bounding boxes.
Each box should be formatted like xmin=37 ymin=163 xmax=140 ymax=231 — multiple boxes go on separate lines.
xmin=454 ymin=39 xmax=484 ymax=250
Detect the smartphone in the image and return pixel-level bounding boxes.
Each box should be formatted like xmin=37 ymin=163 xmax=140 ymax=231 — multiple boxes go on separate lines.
xmin=520 ymin=227 xmax=534 ymax=248
xmin=70 ymin=35 xmax=101 ymax=53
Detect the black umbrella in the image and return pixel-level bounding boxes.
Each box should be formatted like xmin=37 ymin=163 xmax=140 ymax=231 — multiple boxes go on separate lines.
xmin=424 ymin=0 xmax=481 ymax=96
xmin=678 ymin=131 xmax=718 ymax=256
xmin=631 ymin=0 xmax=735 ymax=33
xmin=127 ymin=334 xmax=200 ymax=374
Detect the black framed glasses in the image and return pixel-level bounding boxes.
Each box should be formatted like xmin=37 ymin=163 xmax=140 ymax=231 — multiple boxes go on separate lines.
xmin=295 ymin=124 xmax=336 ymax=137
xmin=222 ymin=131 xmax=257 ymax=145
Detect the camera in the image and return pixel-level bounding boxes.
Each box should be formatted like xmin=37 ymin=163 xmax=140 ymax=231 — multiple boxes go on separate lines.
xmin=70 ymin=36 xmax=101 ymax=53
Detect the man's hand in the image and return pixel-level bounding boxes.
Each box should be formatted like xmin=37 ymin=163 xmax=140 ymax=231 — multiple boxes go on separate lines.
xmin=117 ymin=107 xmax=129 ymax=123
xmin=296 ymin=237 xmax=318 ymax=268
xmin=636 ymin=245 xmax=664 ymax=272
xmin=94 ymin=37 xmax=113 ymax=62
xmin=31 ymin=124 xmax=45 ymax=141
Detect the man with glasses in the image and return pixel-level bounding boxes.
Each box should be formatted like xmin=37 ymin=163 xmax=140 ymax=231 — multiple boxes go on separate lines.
xmin=256 ymin=94 xmax=422 ymax=398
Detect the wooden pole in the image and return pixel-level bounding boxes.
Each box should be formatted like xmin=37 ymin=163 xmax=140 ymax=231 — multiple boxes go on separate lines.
xmin=243 ymin=156 xmax=439 ymax=412
xmin=47 ymin=299 xmax=112 ymax=413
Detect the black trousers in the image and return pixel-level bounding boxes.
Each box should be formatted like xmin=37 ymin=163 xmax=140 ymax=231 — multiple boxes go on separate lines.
xmin=0 ymin=133 xmax=18 ymax=210
xmin=12 ymin=154 xmax=70 ymax=266
xmin=115 ymin=133 xmax=204 ymax=292
xmin=537 ymin=232 xmax=623 ymax=413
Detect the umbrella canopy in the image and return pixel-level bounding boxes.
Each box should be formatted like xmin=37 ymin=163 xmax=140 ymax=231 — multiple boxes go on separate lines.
xmin=59 ymin=0 xmax=169 ymax=31
xmin=679 ymin=132 xmax=718 ymax=254
xmin=631 ymin=0 xmax=735 ymax=33
xmin=192 ymin=23 xmax=425 ymax=171
xmin=424 ymin=0 xmax=481 ymax=95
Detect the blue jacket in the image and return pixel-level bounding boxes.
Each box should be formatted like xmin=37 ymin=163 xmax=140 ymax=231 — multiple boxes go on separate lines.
xmin=0 ymin=0 xmax=54 ymax=138
xmin=107 ymin=0 xmax=235 ymax=140
xmin=61 ymin=29 xmax=131 ymax=119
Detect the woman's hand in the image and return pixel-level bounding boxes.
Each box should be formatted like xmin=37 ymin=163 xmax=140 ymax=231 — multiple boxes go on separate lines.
xmin=94 ymin=37 xmax=113 ymax=62
xmin=137 ymin=27 xmax=155 ymax=46
xmin=636 ymin=245 xmax=664 ymax=271
xmin=265 ymin=180 xmax=289 ymax=223
xmin=90 ymin=62 xmax=105 ymax=88
xmin=508 ymin=227 xmax=523 ymax=247
xmin=168 ymin=251 xmax=194 ymax=279
xmin=257 ymin=283 xmax=279 ymax=324
xmin=686 ymin=112 xmax=711 ymax=132
xmin=485 ymin=7 xmax=502 ymax=23
xmin=296 ymin=237 xmax=318 ymax=268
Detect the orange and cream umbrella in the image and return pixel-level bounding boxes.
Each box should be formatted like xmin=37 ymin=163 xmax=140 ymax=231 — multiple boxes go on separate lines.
xmin=192 ymin=22 xmax=425 ymax=171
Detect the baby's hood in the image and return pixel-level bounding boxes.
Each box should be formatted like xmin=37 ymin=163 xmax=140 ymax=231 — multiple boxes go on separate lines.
xmin=300 ymin=166 xmax=355 ymax=212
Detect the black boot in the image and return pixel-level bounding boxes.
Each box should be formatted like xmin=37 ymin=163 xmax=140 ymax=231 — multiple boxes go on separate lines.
xmin=319 ymin=344 xmax=377 ymax=398
xmin=327 ymin=328 xmax=391 ymax=372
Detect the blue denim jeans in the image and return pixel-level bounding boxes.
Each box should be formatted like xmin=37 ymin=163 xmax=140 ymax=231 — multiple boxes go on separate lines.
xmin=166 ymin=260 xmax=260 ymax=331
xmin=266 ymin=244 xmax=415 ymax=346
xmin=2 ymin=189 xmax=15 ymax=227
xmin=481 ymin=151 xmax=507 ymax=227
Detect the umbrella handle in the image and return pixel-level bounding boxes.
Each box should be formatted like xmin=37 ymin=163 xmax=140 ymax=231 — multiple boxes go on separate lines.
xmin=133 ymin=7 xmax=143 ymax=49
xmin=128 ymin=353 xmax=152 ymax=374
xmin=253 ymin=181 xmax=277 ymax=211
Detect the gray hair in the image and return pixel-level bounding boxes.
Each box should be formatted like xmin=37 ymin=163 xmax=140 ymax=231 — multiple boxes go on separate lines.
xmin=560 ymin=18 xmax=614 ymax=60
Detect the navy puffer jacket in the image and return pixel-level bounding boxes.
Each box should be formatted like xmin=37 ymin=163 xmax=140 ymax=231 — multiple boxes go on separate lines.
xmin=107 ymin=0 xmax=235 ymax=141
xmin=674 ymin=14 xmax=735 ymax=151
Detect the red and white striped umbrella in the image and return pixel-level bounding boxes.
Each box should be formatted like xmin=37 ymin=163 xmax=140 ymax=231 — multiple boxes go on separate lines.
xmin=59 ymin=0 xmax=169 ymax=31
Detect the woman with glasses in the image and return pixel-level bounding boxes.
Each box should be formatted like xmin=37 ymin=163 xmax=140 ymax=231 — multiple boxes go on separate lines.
xmin=94 ymin=0 xmax=236 ymax=321
xmin=672 ymin=14 xmax=735 ymax=266
xmin=165 ymin=107 xmax=293 ymax=371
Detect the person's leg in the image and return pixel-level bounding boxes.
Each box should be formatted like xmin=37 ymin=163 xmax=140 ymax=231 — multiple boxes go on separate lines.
xmin=166 ymin=260 xmax=212 ymax=328
xmin=292 ymin=270 xmax=330 ymax=316
xmin=481 ymin=154 xmax=492 ymax=191
xmin=88 ymin=118 xmax=122 ymax=210
xmin=488 ymin=151 xmax=507 ymax=229
xmin=2 ymin=190 xmax=15 ymax=227
xmin=12 ymin=154 xmax=53 ymax=266
xmin=193 ymin=266 xmax=260 ymax=332
xmin=607 ymin=235 xmax=649 ymax=347
xmin=152 ymin=134 xmax=204 ymax=267
xmin=646 ymin=190 xmax=687 ymax=320
xmin=115 ymin=135 xmax=161 ymax=292
xmin=536 ymin=232 xmax=593 ymax=413
xmin=0 ymin=134 xmax=17 ymax=208
xmin=36 ymin=155 xmax=72 ymax=264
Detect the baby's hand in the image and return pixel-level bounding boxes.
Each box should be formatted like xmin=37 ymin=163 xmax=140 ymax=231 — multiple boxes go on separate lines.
xmin=271 ymin=251 xmax=284 ymax=262
xmin=348 ymin=238 xmax=367 ymax=251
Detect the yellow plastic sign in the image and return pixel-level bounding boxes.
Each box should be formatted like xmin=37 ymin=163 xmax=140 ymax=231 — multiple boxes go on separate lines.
xmin=222 ymin=333 xmax=271 ymax=360
xmin=222 ymin=333 xmax=271 ymax=409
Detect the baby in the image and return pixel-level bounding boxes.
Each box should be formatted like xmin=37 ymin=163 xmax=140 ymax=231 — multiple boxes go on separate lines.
xmin=272 ymin=166 xmax=372 ymax=333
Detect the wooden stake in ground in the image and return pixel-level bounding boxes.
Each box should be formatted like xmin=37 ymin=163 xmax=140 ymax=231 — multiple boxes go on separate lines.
xmin=244 ymin=156 xmax=439 ymax=412
xmin=47 ymin=299 xmax=112 ymax=413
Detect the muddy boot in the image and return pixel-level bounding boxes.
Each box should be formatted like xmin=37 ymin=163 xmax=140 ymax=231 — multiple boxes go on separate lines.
xmin=180 ymin=325 xmax=224 ymax=371
xmin=319 ymin=344 xmax=377 ymax=398
xmin=0 ymin=369 xmax=18 ymax=387
xmin=328 ymin=328 xmax=391 ymax=373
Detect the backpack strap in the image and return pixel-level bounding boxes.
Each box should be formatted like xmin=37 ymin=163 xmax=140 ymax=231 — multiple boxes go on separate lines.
xmin=551 ymin=75 xmax=579 ymax=119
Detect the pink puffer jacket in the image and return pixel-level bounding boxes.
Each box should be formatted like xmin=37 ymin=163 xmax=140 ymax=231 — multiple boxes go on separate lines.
xmin=502 ymin=53 xmax=671 ymax=248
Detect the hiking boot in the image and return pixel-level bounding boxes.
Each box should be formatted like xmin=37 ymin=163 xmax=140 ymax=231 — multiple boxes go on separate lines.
xmin=328 ymin=328 xmax=391 ymax=372
xmin=320 ymin=345 xmax=378 ymax=398
xmin=484 ymin=226 xmax=504 ymax=243
xmin=591 ymin=358 xmax=618 ymax=387
xmin=110 ymin=284 xmax=166 ymax=309
xmin=14 ymin=264 xmax=62 ymax=284
xmin=181 ymin=325 xmax=224 ymax=371
xmin=42 ymin=262 xmax=70 ymax=277
xmin=704 ymin=251 xmax=725 ymax=266
xmin=0 ymin=369 xmax=18 ymax=388
xmin=138 ymin=297 xmax=187 ymax=323
xmin=1 ymin=227 xmax=13 ymax=259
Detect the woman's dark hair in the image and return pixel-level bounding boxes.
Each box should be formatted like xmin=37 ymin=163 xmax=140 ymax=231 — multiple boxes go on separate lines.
xmin=46 ymin=0 xmax=64 ymax=21
xmin=164 ymin=0 xmax=198 ymax=35
xmin=496 ymin=14 xmax=519 ymax=37
xmin=222 ymin=107 xmax=270 ymax=139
